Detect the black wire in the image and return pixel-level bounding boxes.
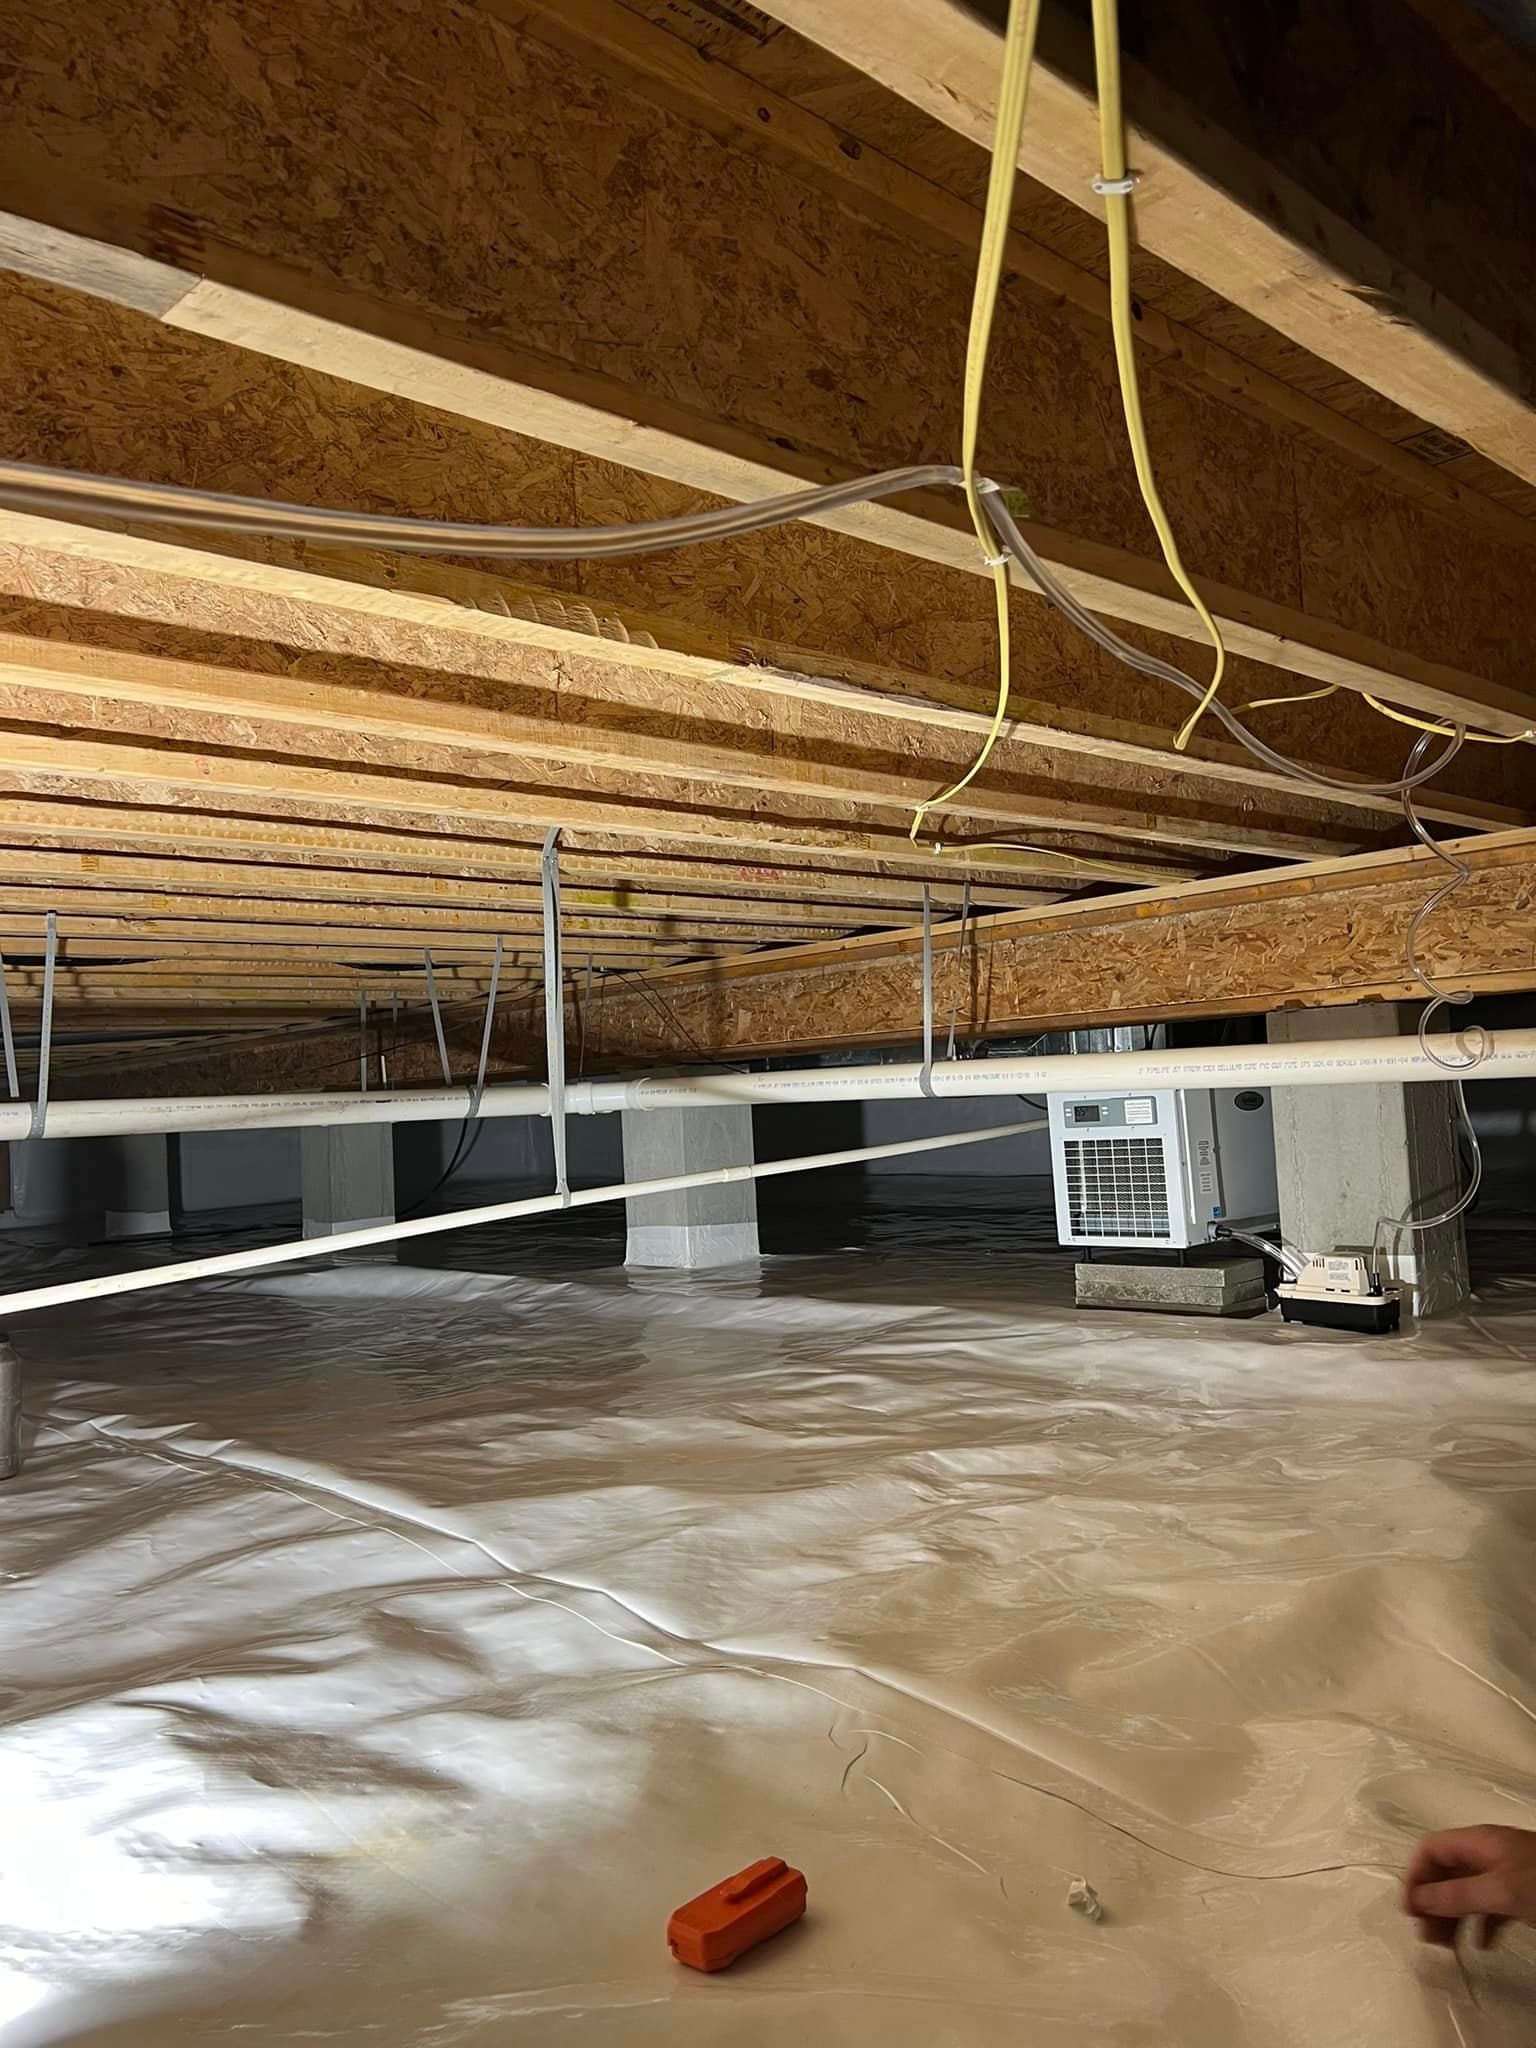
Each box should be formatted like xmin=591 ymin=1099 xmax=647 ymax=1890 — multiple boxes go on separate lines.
xmin=610 ymin=968 xmax=754 ymax=1076
xmin=396 ymin=1117 xmax=488 ymax=1220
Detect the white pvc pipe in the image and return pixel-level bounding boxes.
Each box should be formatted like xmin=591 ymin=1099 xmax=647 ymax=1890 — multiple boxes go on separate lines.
xmin=0 ymin=1083 xmax=551 ymax=1140
xmin=581 ymin=1029 xmax=1536 ymax=1109
xmin=0 ymin=1117 xmax=1044 ymax=1319
xmin=6 ymin=1028 xmax=1533 ymax=1141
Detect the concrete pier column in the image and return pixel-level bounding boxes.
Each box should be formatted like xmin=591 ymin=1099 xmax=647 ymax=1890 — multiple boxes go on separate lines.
xmin=7 ymin=1136 xmax=104 ymax=1241
xmin=622 ymin=1106 xmax=759 ymax=1269
xmin=301 ymin=1125 xmax=395 ymax=1243
xmin=0 ymin=1340 xmax=19 ymax=1480
xmin=104 ymin=1134 xmax=179 ymax=1239
xmin=1267 ymin=1004 xmax=1470 ymax=1316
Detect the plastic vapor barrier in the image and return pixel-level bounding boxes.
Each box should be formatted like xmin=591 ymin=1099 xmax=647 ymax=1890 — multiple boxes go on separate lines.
xmin=1 ymin=1183 xmax=1534 ymax=2043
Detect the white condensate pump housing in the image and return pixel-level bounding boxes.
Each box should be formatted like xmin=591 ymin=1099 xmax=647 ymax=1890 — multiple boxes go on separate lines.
xmin=1048 ymin=1088 xmax=1279 ymax=1251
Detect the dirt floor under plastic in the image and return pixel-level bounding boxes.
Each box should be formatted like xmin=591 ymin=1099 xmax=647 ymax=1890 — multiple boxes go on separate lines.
xmin=3 ymin=1177 xmax=1535 ymax=2043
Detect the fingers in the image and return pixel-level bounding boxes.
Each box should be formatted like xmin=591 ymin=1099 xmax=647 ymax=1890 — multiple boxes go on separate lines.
xmin=1407 ymin=1873 xmax=1514 ymax=1923
xmin=1405 ymin=1827 xmax=1509 ymax=1892
xmin=1402 ymin=1826 xmax=1536 ymax=1948
xmin=1409 ymin=1909 xmax=1507 ymax=1951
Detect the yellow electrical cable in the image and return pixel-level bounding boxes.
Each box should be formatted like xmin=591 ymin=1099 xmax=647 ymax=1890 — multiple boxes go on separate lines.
xmin=1239 ymin=684 xmax=1343 ymax=714
xmin=1241 ymin=682 xmax=1535 ymax=744
xmin=1089 ymin=0 xmax=1226 ymax=753
xmin=932 ymin=840 xmax=1159 ymax=882
xmin=1361 ymin=693 xmax=1534 ymax=744
xmin=909 ymin=0 xmax=1044 ymax=848
xmin=1092 ymin=0 xmax=1527 ymax=766
xmin=919 ymin=0 xmax=1527 ymax=846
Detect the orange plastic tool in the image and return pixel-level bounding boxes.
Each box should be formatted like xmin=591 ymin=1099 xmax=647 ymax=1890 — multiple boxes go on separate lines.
xmin=667 ymin=1856 xmax=808 ymax=1972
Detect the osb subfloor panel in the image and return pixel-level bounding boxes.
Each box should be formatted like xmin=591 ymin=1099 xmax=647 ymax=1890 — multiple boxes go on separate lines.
xmin=3 ymin=1185 xmax=1535 ymax=2044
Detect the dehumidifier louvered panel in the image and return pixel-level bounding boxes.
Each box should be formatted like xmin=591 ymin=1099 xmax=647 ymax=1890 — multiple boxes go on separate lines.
xmin=1063 ymin=1135 xmax=1171 ymax=1240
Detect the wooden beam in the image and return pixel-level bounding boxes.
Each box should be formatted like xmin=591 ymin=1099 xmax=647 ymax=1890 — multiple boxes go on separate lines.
xmin=2 ymin=0 xmax=1535 ymax=735
xmin=80 ymin=828 xmax=1536 ymax=1091
xmin=751 ymin=0 xmax=1536 ymax=488
xmin=509 ymin=829 xmax=1536 ymax=1061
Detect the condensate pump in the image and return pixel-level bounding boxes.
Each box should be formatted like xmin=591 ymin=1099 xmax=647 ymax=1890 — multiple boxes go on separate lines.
xmin=1277 ymin=1255 xmax=1402 ymax=1334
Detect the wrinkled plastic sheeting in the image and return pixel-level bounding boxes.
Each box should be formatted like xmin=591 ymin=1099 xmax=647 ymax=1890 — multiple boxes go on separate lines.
xmin=3 ymin=1187 xmax=1536 ymax=2044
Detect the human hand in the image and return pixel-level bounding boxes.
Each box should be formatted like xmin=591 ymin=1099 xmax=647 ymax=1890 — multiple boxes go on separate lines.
xmin=1404 ymin=1826 xmax=1536 ymax=1950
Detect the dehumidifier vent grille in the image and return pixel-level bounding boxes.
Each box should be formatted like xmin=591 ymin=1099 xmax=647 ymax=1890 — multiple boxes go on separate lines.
xmin=1063 ymin=1135 xmax=1171 ymax=1240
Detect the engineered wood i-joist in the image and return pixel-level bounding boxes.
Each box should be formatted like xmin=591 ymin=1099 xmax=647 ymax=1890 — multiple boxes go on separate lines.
xmin=0 ymin=727 xmax=1199 ymax=883
xmin=0 ymin=932 xmax=719 ymax=964
xmin=512 ymin=0 xmax=1536 ymax=548
xmin=1 ymin=282 xmax=1530 ymax=826
xmin=3 ymin=1008 xmax=359 ymax=1030
xmin=749 ymin=0 xmax=1536 ymax=486
xmin=0 ymin=629 xmax=1358 ymax=862
xmin=0 ymin=850 xmax=910 ymax=928
xmin=7 ymin=511 xmax=1518 ymax=839
xmin=0 ymin=887 xmax=831 ymax=946
xmin=3 ymin=962 xmax=524 ymax=987
xmin=0 ymin=807 xmax=1058 ymax=912
xmin=3 ymin=0 xmax=1536 ymax=735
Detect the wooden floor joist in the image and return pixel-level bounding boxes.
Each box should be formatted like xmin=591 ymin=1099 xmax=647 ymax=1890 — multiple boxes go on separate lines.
xmin=0 ymin=726 xmax=1206 ymax=886
xmin=0 ymin=920 xmax=742 ymax=958
xmin=0 ymin=627 xmax=1361 ymax=864
xmin=513 ymin=0 xmax=1536 ymax=546
xmin=0 ymin=889 xmax=835 ymax=946
xmin=0 ymin=850 xmax=916 ymax=929
xmin=2 ymin=277 xmax=1532 ymax=832
xmin=0 ymin=809 xmax=1057 ymax=914
xmin=2 ymin=0 xmax=1535 ymax=1055
xmin=8 ymin=504 xmax=1525 ymax=839
xmin=3 ymin=0 xmax=1536 ymax=742
xmin=750 ymin=0 xmax=1536 ymax=490
xmin=2 ymin=275 xmax=1533 ymax=821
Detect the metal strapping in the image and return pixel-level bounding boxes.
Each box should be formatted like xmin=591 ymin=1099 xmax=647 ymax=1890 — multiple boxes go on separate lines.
xmin=0 ymin=951 xmax=17 ymax=1101
xmin=919 ymin=885 xmax=936 ymax=1098
xmin=541 ymin=829 xmax=569 ymax=1201
xmin=423 ymin=950 xmax=452 ymax=1085
xmin=577 ymin=953 xmax=594 ymax=1079
xmin=468 ymin=933 xmax=503 ymax=1120
xmin=945 ymin=880 xmax=972 ymax=1061
xmin=28 ymin=912 xmax=57 ymax=1140
xmin=359 ymin=993 xmax=369 ymax=1094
